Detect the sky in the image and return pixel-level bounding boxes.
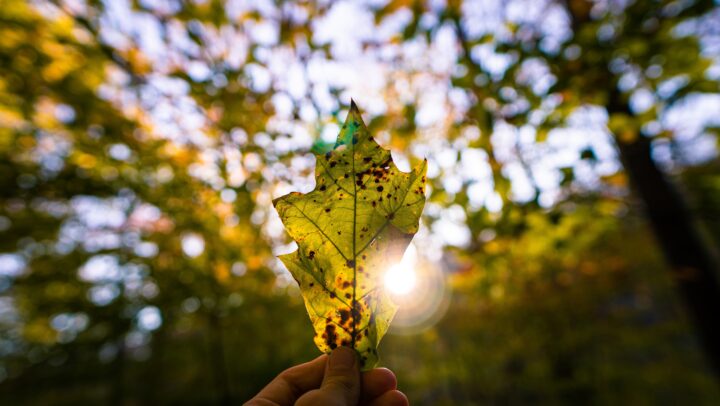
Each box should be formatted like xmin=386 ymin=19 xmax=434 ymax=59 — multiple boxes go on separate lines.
xmin=81 ymin=0 xmax=720 ymax=239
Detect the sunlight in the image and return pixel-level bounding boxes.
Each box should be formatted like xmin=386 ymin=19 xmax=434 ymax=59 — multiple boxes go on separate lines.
xmin=384 ymin=263 xmax=417 ymax=295
xmin=381 ymin=242 xmax=451 ymax=335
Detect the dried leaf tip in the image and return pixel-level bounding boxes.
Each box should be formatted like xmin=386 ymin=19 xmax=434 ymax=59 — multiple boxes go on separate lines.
xmin=349 ymin=98 xmax=359 ymax=112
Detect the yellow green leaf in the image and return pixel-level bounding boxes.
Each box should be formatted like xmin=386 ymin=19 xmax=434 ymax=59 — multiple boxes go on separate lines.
xmin=273 ymin=101 xmax=427 ymax=369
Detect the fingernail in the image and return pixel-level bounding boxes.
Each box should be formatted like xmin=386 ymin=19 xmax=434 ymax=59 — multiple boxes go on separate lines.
xmin=329 ymin=347 xmax=356 ymax=370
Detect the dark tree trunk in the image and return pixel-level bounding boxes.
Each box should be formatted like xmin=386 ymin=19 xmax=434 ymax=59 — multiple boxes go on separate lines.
xmin=559 ymin=0 xmax=720 ymax=380
xmin=610 ymin=95 xmax=720 ymax=377
xmin=111 ymin=337 xmax=126 ymax=406
xmin=208 ymin=312 xmax=232 ymax=405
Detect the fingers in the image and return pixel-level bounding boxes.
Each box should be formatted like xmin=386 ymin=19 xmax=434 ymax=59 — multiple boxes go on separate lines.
xmin=246 ymin=354 xmax=327 ymax=406
xmin=247 ymin=349 xmax=405 ymax=406
xmin=296 ymin=347 xmax=360 ymax=406
xmin=360 ymin=368 xmax=397 ymax=402
xmin=366 ymin=390 xmax=409 ymax=406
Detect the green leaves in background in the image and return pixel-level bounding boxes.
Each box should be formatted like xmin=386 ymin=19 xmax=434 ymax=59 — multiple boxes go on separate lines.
xmin=273 ymin=101 xmax=427 ymax=369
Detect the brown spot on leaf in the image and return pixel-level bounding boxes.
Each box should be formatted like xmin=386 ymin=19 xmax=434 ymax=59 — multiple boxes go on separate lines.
xmin=339 ymin=309 xmax=351 ymax=325
xmin=325 ymin=324 xmax=338 ymax=349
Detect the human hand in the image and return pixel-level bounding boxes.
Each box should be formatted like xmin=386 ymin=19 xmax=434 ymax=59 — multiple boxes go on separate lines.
xmin=245 ymin=347 xmax=409 ymax=406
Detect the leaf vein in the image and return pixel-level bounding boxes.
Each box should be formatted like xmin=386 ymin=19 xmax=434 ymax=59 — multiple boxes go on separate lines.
xmin=287 ymin=201 xmax=350 ymax=262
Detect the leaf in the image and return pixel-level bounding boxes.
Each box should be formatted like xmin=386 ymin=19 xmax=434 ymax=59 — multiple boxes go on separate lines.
xmin=273 ymin=101 xmax=427 ymax=370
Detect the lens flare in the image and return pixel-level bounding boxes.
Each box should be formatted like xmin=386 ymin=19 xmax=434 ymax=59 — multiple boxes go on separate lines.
xmin=384 ymin=242 xmax=451 ymax=335
xmin=384 ymin=263 xmax=416 ymax=295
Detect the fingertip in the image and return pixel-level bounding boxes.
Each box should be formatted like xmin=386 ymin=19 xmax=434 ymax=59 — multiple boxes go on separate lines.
xmin=391 ymin=390 xmax=410 ymax=406
xmin=310 ymin=353 xmax=329 ymax=364
xmin=362 ymin=367 xmax=397 ymax=392
xmin=368 ymin=389 xmax=409 ymax=406
xmin=281 ymin=353 xmax=327 ymax=379
xmin=251 ymin=353 xmax=328 ymax=405
xmin=328 ymin=346 xmax=358 ymax=371
xmin=376 ymin=368 xmax=397 ymax=386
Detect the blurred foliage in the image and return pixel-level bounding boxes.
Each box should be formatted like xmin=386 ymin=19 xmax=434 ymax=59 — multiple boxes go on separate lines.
xmin=0 ymin=0 xmax=719 ymax=404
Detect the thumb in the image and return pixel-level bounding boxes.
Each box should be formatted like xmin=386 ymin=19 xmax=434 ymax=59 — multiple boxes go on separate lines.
xmin=297 ymin=347 xmax=360 ymax=406
xmin=321 ymin=347 xmax=361 ymax=405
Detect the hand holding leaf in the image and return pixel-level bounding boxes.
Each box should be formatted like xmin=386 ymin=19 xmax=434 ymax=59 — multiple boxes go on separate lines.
xmin=274 ymin=101 xmax=426 ymax=370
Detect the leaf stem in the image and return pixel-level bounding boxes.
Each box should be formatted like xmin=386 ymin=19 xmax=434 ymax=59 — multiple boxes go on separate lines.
xmin=350 ymin=101 xmax=359 ymax=348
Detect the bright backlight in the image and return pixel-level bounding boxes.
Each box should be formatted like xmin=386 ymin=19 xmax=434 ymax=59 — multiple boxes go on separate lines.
xmin=384 ymin=263 xmax=416 ymax=295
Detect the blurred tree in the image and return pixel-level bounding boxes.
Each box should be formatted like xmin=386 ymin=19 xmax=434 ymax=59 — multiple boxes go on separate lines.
xmin=557 ymin=0 xmax=720 ymax=376
xmin=0 ymin=0 xmax=284 ymax=403
xmin=376 ymin=0 xmax=720 ymax=375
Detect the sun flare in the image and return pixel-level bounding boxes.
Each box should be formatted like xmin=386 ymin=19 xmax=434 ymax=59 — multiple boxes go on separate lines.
xmin=384 ymin=263 xmax=417 ymax=295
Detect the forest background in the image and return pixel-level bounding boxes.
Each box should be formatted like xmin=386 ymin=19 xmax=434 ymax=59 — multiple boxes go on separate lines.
xmin=2 ymin=0 xmax=720 ymax=404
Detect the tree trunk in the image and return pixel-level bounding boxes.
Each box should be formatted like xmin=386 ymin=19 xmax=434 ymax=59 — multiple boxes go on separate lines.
xmin=208 ymin=312 xmax=232 ymax=405
xmin=560 ymin=0 xmax=720 ymax=380
xmin=111 ymin=337 xmax=126 ymax=406
xmin=610 ymin=95 xmax=720 ymax=377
